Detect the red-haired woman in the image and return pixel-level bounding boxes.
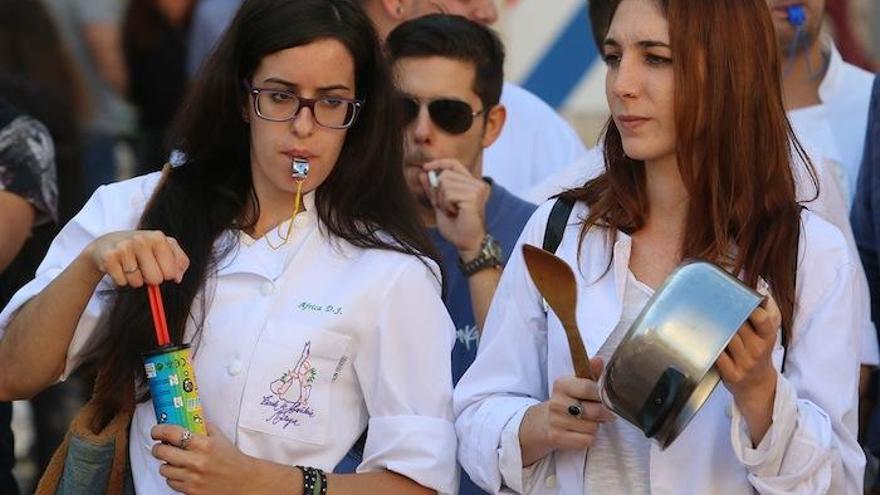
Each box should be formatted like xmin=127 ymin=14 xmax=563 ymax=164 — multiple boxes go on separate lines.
xmin=454 ymin=0 xmax=864 ymax=492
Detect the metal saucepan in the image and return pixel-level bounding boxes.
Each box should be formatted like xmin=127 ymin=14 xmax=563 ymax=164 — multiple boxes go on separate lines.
xmin=598 ymin=260 xmax=763 ymax=449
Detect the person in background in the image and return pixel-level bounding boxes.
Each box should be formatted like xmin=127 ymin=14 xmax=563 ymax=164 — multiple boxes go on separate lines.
xmin=391 ymin=14 xmax=536 ymax=348
xmin=767 ymin=0 xmax=880 ymax=455
xmin=0 ymin=2 xmax=91 ymax=487
xmin=0 ymin=100 xmax=59 ymax=495
xmin=125 ymin=0 xmax=195 ymax=173
xmin=768 ymin=0 xmax=875 ymax=205
xmin=335 ymin=15 xmax=536 ymax=494
xmin=186 ymin=0 xmax=244 ymax=78
xmin=0 ymin=0 xmax=87 ymax=221
xmin=455 ymin=0 xmax=864 ymax=492
xmin=42 ymin=0 xmax=136 ymax=192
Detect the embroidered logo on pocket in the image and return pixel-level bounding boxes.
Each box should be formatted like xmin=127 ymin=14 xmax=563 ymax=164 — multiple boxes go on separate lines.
xmin=259 ymin=341 xmax=318 ymax=429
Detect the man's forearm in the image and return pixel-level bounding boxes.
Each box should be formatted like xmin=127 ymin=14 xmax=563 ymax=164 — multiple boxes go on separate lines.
xmin=466 ymin=266 xmax=502 ymax=330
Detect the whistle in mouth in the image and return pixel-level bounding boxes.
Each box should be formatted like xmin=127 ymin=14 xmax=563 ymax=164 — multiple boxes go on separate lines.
xmin=786 ymin=4 xmax=805 ymax=27
xmin=427 ymin=170 xmax=440 ymax=190
xmin=292 ymin=159 xmax=310 ymax=181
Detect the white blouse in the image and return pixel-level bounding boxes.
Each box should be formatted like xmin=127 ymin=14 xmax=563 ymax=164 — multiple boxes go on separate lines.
xmin=583 ymin=270 xmax=652 ymax=494
xmin=0 ymin=172 xmax=460 ymax=494
xmin=454 ymin=199 xmax=864 ymax=494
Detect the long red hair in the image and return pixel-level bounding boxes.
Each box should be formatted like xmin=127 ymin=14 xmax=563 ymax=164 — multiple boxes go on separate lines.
xmin=564 ymin=0 xmax=817 ymax=343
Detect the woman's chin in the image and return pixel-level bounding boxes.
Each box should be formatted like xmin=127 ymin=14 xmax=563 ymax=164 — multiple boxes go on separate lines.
xmin=621 ymin=143 xmax=673 ymax=164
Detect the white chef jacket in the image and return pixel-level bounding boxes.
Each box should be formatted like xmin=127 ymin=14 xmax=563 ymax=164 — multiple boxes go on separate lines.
xmin=788 ymin=41 xmax=875 ymax=207
xmin=0 ymin=173 xmax=460 ymax=494
xmin=454 ymin=200 xmax=864 ymax=494
xmin=483 ymin=83 xmax=588 ymax=198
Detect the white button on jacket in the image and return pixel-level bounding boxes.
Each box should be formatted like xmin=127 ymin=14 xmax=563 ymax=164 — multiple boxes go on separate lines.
xmin=227 ymin=360 xmax=243 ymax=377
xmin=454 ymin=200 xmax=864 ymax=494
xmin=260 ymin=280 xmax=274 ymax=296
xmin=0 ymin=173 xmax=460 ymax=495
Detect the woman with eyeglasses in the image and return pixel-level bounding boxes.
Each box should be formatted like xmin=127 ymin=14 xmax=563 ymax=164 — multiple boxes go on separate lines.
xmin=454 ymin=0 xmax=864 ymax=493
xmin=0 ymin=1 xmax=457 ymax=494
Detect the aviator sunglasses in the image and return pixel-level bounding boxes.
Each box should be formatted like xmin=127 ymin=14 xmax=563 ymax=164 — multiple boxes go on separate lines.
xmin=398 ymin=96 xmax=486 ymax=135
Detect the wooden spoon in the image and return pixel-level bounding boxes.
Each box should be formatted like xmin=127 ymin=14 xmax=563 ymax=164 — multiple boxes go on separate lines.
xmin=522 ymin=244 xmax=593 ymax=380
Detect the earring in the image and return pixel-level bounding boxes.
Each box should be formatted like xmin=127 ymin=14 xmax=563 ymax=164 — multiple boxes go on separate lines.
xmin=396 ymin=5 xmax=403 ymax=15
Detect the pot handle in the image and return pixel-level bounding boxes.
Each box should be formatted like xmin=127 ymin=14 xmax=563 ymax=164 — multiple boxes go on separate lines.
xmin=636 ymin=367 xmax=685 ymax=439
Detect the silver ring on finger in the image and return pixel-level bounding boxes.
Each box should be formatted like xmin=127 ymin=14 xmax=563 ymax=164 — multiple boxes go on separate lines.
xmin=123 ymin=266 xmax=140 ymax=274
xmin=567 ymin=402 xmax=584 ymax=418
xmin=178 ymin=429 xmax=193 ymax=450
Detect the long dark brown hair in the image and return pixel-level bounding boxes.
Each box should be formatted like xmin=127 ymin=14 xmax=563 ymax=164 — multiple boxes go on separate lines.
xmin=87 ymin=0 xmax=439 ymax=428
xmin=562 ymin=0 xmax=816 ymax=345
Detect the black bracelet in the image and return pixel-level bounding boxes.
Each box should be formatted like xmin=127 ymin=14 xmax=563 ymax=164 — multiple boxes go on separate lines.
xmin=297 ymin=466 xmax=327 ymax=495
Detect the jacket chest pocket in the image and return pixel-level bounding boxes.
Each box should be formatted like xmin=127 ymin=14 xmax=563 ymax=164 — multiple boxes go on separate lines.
xmin=238 ymin=325 xmax=351 ymax=445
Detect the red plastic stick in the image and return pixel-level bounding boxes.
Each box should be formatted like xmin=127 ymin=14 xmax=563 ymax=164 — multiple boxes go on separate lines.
xmin=148 ymin=285 xmax=170 ymax=346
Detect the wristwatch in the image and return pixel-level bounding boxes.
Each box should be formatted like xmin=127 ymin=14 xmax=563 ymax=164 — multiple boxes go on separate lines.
xmin=459 ymin=234 xmax=503 ymax=276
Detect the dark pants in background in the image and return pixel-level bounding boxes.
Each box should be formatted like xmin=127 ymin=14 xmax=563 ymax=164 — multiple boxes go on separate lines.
xmin=0 ymin=402 xmax=20 ymax=495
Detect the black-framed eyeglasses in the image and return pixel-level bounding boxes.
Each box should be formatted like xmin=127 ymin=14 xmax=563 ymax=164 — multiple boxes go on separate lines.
xmin=398 ymin=96 xmax=486 ymax=135
xmin=246 ymin=83 xmax=363 ymax=129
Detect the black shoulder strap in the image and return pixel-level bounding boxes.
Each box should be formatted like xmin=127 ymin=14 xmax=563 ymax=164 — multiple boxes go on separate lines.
xmin=542 ymin=197 xmax=576 ymax=253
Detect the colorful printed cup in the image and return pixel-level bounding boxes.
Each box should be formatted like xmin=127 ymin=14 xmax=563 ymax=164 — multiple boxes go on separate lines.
xmin=143 ymin=344 xmax=207 ymax=434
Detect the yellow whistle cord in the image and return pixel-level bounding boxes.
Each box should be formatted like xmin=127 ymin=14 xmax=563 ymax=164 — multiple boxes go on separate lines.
xmin=263 ymin=180 xmax=304 ymax=250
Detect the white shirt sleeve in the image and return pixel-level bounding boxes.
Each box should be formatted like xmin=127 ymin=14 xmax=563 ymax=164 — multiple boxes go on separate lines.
xmin=498 ymin=406 xmax=557 ymax=494
xmin=454 ymin=202 xmax=555 ymax=493
xmin=797 ymin=153 xmax=879 ymax=366
xmin=522 ymin=147 xmax=606 ymax=205
xmin=0 ymin=176 xmax=155 ymax=380
xmin=484 ymin=84 xmax=587 ymax=197
xmin=729 ymin=227 xmax=864 ymax=493
xmin=354 ymin=257 xmax=459 ymax=495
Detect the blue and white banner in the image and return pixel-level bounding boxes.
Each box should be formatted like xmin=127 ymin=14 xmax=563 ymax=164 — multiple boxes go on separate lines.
xmin=500 ymin=0 xmax=608 ymax=115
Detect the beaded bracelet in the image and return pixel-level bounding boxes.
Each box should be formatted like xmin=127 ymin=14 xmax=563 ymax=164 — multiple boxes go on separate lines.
xmin=297 ymin=466 xmax=328 ymax=495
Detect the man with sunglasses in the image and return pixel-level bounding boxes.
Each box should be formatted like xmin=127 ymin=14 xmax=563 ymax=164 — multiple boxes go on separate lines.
xmin=332 ymin=13 xmax=535 ymax=493
xmin=356 ymin=0 xmax=587 ymax=199
xmin=390 ymin=14 xmax=536 ymax=495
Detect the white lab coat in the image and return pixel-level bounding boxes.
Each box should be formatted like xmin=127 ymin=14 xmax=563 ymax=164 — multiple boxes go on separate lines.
xmin=0 ymin=172 xmax=460 ymax=494
xmin=483 ymin=83 xmax=588 ymax=198
xmin=454 ymin=200 xmax=864 ymax=494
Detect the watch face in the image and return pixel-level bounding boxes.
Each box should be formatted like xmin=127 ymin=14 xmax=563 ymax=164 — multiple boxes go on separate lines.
xmin=488 ymin=240 xmax=501 ymax=259
xmin=485 ymin=237 xmax=503 ymax=259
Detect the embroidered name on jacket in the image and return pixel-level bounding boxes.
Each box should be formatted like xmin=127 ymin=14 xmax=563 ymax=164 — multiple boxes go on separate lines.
xmin=260 ymin=341 xmax=318 ymax=428
xmin=297 ymin=301 xmax=343 ymax=315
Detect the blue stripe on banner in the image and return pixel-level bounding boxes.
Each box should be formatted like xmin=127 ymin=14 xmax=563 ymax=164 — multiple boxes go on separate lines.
xmin=522 ymin=4 xmax=598 ymax=108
